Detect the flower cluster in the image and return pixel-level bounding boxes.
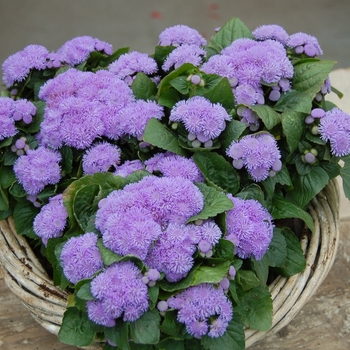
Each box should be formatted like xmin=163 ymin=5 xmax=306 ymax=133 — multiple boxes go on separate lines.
xmin=1 ymin=16 xmax=349 ymax=350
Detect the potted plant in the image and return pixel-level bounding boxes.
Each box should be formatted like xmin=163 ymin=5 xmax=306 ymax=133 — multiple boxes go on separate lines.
xmin=0 ymin=17 xmax=348 ymax=350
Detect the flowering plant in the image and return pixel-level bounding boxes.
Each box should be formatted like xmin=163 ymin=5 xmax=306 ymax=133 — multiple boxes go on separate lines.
xmin=1 ymin=17 xmax=349 ymax=350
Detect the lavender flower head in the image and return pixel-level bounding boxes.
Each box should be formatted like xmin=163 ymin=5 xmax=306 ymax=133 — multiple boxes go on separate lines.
xmin=33 ymin=194 xmax=68 ymax=246
xmin=14 ymin=147 xmax=62 ymax=195
xmin=225 ymin=195 xmax=274 ymax=260
xmin=319 ymin=108 xmax=350 ymax=157
xmin=0 ymin=97 xmax=17 ymax=140
xmin=60 ymin=232 xmax=104 ymax=284
xmin=108 ymin=51 xmax=158 ymax=84
xmin=287 ymin=32 xmax=323 ymax=57
xmin=170 ymin=96 xmax=231 ymax=141
xmin=82 ymin=142 xmax=121 ymax=175
xmin=158 ymin=24 xmax=207 ymax=47
xmin=88 ymin=261 xmax=149 ymax=324
xmin=13 ymin=99 xmax=37 ymax=124
xmin=252 ymin=24 xmax=289 ymax=45
xmin=56 ymin=36 xmax=113 ymax=66
xmin=167 ymin=283 xmax=233 ymax=338
xmin=145 ymin=152 xmax=204 ymax=182
xmin=145 ymin=223 xmax=197 ymax=282
xmin=162 ymin=44 xmax=206 ymax=71
xmin=2 ymin=44 xmax=49 ymax=87
xmin=227 ymin=133 xmax=282 ymax=181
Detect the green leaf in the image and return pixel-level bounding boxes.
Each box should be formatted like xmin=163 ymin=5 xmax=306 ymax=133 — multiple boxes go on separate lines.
xmin=292 ymin=60 xmax=336 ymax=96
xmin=290 ymin=165 xmax=329 ymax=208
xmin=262 ymin=166 xmax=293 ymax=197
xmin=234 ymin=286 xmax=272 ymax=331
xmin=101 ymin=47 xmax=129 ymax=65
xmin=169 ymin=76 xmax=189 ymax=94
xmin=274 ymin=90 xmax=313 ymax=114
xmin=276 ymin=227 xmax=306 ymax=277
xmin=160 ymin=310 xmax=182 ymax=337
xmin=131 ymin=73 xmax=157 ymax=100
xmin=236 ymin=270 xmax=260 ymax=292
xmin=105 ymin=319 xmax=130 ymax=350
xmin=13 ymin=202 xmax=39 ymax=237
xmin=270 ymin=194 xmax=314 ymax=232
xmin=251 ymin=256 xmax=269 ymax=286
xmin=76 ymin=281 xmax=95 ymax=301
xmin=264 ymin=228 xmax=287 ymax=268
xmin=143 ymin=118 xmax=187 ymax=156
xmin=129 ymin=309 xmax=161 ymax=345
xmin=58 ymin=307 xmax=96 ymax=346
xmin=0 ymin=186 xmax=9 ymax=211
xmin=155 ymin=338 xmax=185 ymax=350
xmin=206 ymin=17 xmax=253 ymax=57
xmin=340 ymin=156 xmax=350 ymax=200
xmin=191 ymin=261 xmax=231 ymax=286
xmin=193 ymin=152 xmax=240 ymax=194
xmin=249 ymin=105 xmax=281 ymax=130
xmin=73 ymin=184 xmax=100 ymax=231
xmin=59 ymin=146 xmax=74 ymax=176
xmin=281 ymin=110 xmax=305 ymax=154
xmin=219 ymin=119 xmax=247 ymax=150
xmin=187 ymin=183 xmax=233 ymax=223
xmin=97 ymin=239 xmax=123 ymax=266
xmin=215 ymin=239 xmax=235 ymax=260
xmin=201 ymin=319 xmax=245 ymax=350
xmin=9 ymin=181 xmax=26 ymax=198
xmin=148 ymin=285 xmax=159 ymax=308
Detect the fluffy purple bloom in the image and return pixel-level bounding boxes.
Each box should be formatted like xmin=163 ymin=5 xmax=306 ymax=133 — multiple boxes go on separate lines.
xmin=234 ymin=84 xmax=263 ymax=106
xmin=13 ymin=99 xmax=37 ymax=124
xmin=33 ymin=194 xmax=68 ymax=246
xmin=158 ymin=25 xmax=207 ymax=47
xmin=252 ymin=24 xmax=289 ymax=45
xmin=319 ymin=108 xmax=350 ymax=156
xmin=287 ymin=32 xmax=323 ymax=57
xmin=145 ymin=223 xmax=197 ymax=282
xmin=108 ymin=51 xmax=158 ymax=84
xmin=167 ymin=283 xmax=233 ymax=338
xmin=2 ymin=45 xmax=49 ymax=87
xmin=82 ymin=142 xmax=121 ymax=175
xmin=145 ymin=152 xmax=204 ymax=182
xmin=227 ymin=133 xmax=282 ymax=181
xmin=162 ymin=45 xmax=206 ymax=71
xmin=60 ymin=232 xmax=104 ymax=284
xmin=0 ymin=97 xmax=17 ymax=140
xmin=170 ymin=96 xmax=231 ymax=140
xmin=14 ymin=147 xmax=62 ymax=195
xmin=101 ymin=206 xmax=162 ymax=260
xmin=89 ymin=261 xmax=149 ymax=323
xmin=114 ymin=160 xmax=145 ymax=177
xmin=226 ymin=195 xmax=274 ymax=260
xmin=56 ymin=36 xmax=113 ymax=66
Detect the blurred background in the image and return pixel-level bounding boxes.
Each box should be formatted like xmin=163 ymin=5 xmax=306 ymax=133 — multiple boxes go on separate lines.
xmin=0 ymin=0 xmax=349 ymax=76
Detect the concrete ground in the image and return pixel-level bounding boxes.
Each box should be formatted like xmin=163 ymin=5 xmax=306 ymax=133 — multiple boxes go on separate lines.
xmin=0 ymin=1 xmax=349 ymax=349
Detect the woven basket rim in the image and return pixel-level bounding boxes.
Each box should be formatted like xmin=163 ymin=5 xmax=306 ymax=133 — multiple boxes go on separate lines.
xmin=0 ymin=179 xmax=340 ymax=349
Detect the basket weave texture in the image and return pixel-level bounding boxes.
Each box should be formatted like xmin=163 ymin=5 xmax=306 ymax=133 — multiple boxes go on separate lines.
xmin=0 ymin=179 xmax=340 ymax=349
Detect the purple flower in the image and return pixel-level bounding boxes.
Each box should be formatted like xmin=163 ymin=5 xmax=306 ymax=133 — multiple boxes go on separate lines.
xmin=145 ymin=223 xmax=197 ymax=282
xmin=319 ymin=108 xmax=350 ymax=156
xmin=170 ymin=96 xmax=231 ymax=140
xmin=252 ymin=24 xmax=289 ymax=45
xmin=0 ymin=97 xmax=17 ymax=140
xmin=114 ymin=159 xmax=145 ymax=177
xmin=86 ymin=300 xmax=116 ymax=327
xmin=82 ymin=142 xmax=121 ymax=175
xmin=2 ymin=45 xmax=49 ymax=87
xmin=162 ymin=45 xmax=206 ymax=71
xmin=33 ymin=195 xmax=68 ymax=246
xmin=13 ymin=99 xmax=37 ymax=124
xmin=287 ymin=32 xmax=323 ymax=57
xmin=145 ymin=152 xmax=204 ymax=182
xmin=167 ymin=283 xmax=233 ymax=338
xmin=234 ymin=84 xmax=263 ymax=106
xmin=14 ymin=147 xmax=62 ymax=195
xmin=101 ymin=206 xmax=162 ymax=260
xmin=158 ymin=25 xmax=207 ymax=47
xmin=89 ymin=261 xmax=149 ymax=323
xmin=60 ymin=232 xmax=104 ymax=284
xmin=108 ymin=51 xmax=158 ymax=84
xmin=227 ymin=133 xmax=282 ymax=181
xmin=225 ymin=195 xmax=274 ymax=260
xmin=56 ymin=36 xmax=113 ymax=66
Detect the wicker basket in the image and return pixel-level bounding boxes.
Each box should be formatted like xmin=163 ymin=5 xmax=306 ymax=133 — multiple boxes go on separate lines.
xmin=0 ymin=179 xmax=340 ymax=349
